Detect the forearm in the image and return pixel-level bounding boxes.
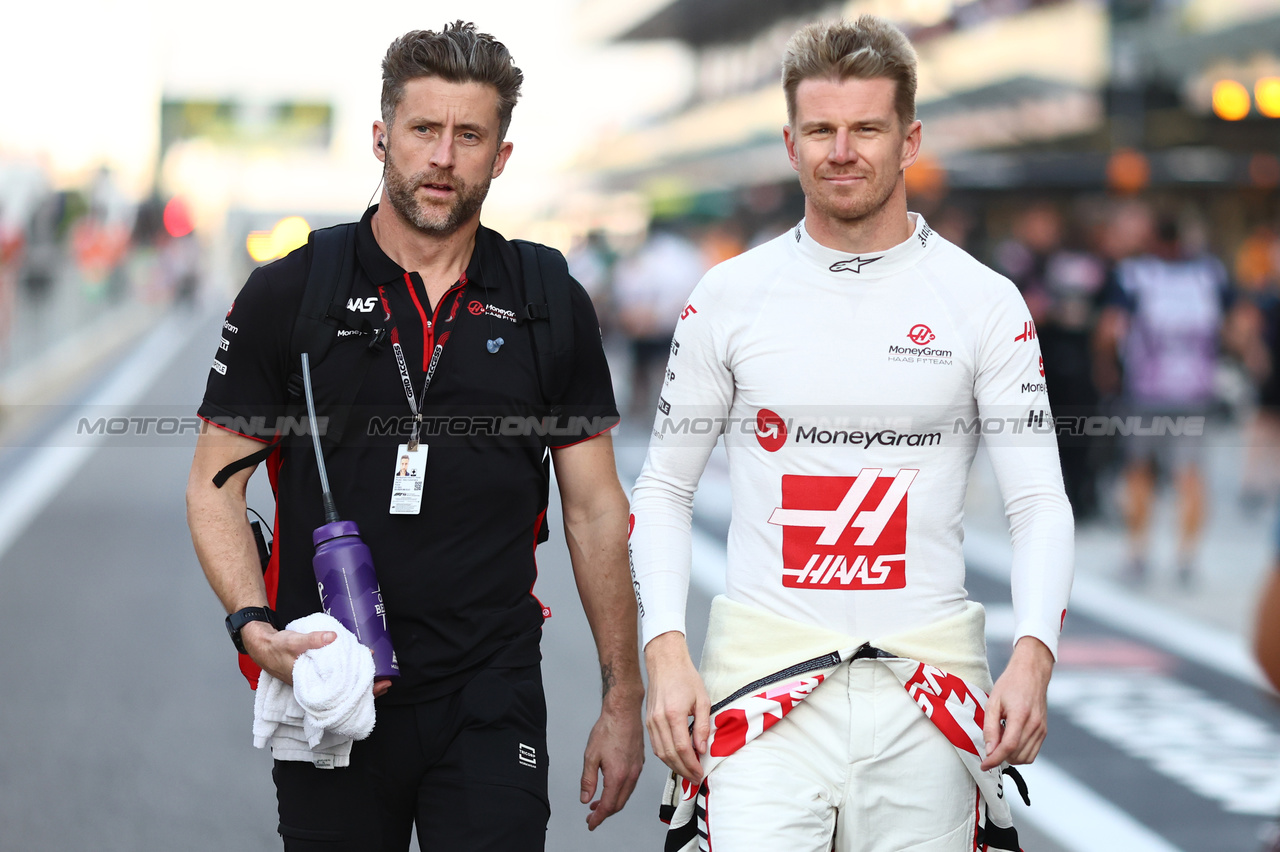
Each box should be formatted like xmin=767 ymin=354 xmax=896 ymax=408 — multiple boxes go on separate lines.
xmin=563 ymin=481 xmax=643 ymax=706
xmin=629 ymin=448 xmax=710 ymax=647
xmin=991 ymin=450 xmax=1075 ymax=659
xmin=186 ymin=472 xmax=266 ymax=614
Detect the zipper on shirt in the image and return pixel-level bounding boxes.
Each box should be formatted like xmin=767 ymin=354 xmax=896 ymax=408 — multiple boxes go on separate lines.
xmin=402 ymin=271 xmax=467 ymax=372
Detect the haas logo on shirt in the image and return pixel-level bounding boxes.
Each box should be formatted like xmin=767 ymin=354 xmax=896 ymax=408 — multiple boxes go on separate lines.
xmin=907 ymin=324 xmax=935 ymax=345
xmin=767 ymin=469 xmax=916 ymax=590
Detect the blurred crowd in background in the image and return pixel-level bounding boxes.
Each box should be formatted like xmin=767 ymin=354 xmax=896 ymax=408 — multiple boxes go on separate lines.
xmin=1 ymin=0 xmax=1279 ymax=592
xmin=567 ymin=186 xmax=1280 ymax=587
xmin=0 ymin=165 xmax=199 ymax=378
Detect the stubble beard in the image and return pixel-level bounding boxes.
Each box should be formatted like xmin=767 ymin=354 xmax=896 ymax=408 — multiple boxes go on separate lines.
xmin=383 ymin=152 xmax=492 ymax=237
xmin=801 ymin=165 xmax=899 ymax=227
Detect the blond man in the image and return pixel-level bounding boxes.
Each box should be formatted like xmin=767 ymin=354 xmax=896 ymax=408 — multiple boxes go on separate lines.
xmin=630 ymin=16 xmax=1073 ymax=851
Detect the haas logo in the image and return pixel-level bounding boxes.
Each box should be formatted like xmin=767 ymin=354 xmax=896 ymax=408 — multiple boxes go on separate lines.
xmin=767 ymin=469 xmax=916 ymax=590
xmin=755 ymin=409 xmax=788 ymax=452
xmin=468 ymin=300 xmax=486 ymax=315
xmin=347 ymin=297 xmax=378 ymax=313
xmin=680 ymin=304 xmax=698 ymax=320
xmin=907 ymin=324 xmax=935 ymax=345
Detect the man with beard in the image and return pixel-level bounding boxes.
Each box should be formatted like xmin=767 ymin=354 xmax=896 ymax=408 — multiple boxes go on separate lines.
xmin=629 ymin=16 xmax=1073 ymax=851
xmin=186 ymin=23 xmax=643 ymax=850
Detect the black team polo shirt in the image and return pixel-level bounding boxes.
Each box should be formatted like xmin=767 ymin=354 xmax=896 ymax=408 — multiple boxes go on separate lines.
xmin=199 ymin=205 xmax=620 ymax=704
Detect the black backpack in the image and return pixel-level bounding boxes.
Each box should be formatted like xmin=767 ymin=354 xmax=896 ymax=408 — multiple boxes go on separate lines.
xmin=213 ymin=223 xmax=576 ymax=488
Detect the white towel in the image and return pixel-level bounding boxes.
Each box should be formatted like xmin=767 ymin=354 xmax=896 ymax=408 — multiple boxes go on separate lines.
xmin=251 ymin=613 xmax=376 ymax=768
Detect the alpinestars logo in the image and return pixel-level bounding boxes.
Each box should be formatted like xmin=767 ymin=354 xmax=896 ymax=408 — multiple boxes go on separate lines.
xmin=907 ymin=324 xmax=935 ymax=345
xmin=829 ymin=256 xmax=882 ymax=274
xmin=767 ymin=469 xmax=916 ymax=589
xmin=755 ymin=409 xmax=788 ymax=452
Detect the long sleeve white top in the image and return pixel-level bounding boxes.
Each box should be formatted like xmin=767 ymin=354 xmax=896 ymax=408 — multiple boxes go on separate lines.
xmin=628 ymin=215 xmax=1074 ymax=658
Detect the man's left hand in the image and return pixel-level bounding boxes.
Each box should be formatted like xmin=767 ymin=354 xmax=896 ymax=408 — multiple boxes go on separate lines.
xmin=580 ymin=700 xmax=645 ymax=830
xmin=981 ymin=635 xmax=1054 ymax=771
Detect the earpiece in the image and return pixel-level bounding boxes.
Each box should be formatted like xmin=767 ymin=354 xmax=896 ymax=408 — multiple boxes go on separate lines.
xmin=377 ymin=136 xmax=386 ymax=152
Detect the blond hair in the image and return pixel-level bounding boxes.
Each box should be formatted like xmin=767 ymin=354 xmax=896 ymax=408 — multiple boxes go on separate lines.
xmin=782 ymin=15 xmax=918 ymax=127
xmin=381 ymin=22 xmax=524 ymax=140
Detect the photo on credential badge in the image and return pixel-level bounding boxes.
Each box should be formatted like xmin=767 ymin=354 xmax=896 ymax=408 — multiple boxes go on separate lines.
xmin=389 ymin=445 xmax=427 ymax=514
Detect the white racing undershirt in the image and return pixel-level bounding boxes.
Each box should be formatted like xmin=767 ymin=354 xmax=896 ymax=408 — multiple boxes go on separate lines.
xmin=628 ymin=215 xmax=1074 ymax=658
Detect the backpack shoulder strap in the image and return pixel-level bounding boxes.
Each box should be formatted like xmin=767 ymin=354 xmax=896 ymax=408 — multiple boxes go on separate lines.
xmin=212 ymin=222 xmax=370 ymax=487
xmin=289 ymin=222 xmax=360 ymax=393
xmin=513 ymin=239 xmax=575 ymax=407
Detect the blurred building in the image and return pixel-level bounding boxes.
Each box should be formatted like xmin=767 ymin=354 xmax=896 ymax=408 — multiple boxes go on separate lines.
xmin=574 ymin=0 xmax=1280 ymax=252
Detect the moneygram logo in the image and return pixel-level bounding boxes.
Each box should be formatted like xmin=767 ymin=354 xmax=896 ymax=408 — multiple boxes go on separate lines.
xmin=767 ymin=469 xmax=916 ymax=590
xmin=907 ymin=324 xmax=935 ymax=345
xmin=755 ymin=409 xmax=788 ymax=452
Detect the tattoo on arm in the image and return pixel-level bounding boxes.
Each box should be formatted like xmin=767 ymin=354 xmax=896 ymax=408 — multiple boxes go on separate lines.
xmin=601 ymin=662 xmax=617 ymax=698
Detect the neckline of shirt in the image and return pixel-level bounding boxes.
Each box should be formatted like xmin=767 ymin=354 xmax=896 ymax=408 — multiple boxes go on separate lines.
xmin=355 ymin=204 xmax=494 ymax=291
xmin=790 ymin=213 xmax=935 ymax=281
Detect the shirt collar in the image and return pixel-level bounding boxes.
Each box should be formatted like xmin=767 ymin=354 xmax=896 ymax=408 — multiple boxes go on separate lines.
xmin=356 ymin=204 xmax=496 ymax=290
xmin=790 ymin=213 xmax=936 ymax=280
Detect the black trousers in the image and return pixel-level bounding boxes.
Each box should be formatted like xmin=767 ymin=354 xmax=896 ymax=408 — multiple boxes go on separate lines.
xmin=274 ymin=664 xmax=550 ymax=851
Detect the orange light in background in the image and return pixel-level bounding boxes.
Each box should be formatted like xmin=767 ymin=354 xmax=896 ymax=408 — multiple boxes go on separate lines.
xmin=246 ymin=217 xmax=311 ymax=262
xmin=163 ymin=197 xmax=194 ymax=238
xmin=1256 ymin=77 xmax=1280 ymax=118
xmin=1212 ymin=79 xmax=1251 ymax=120
xmin=1107 ymin=148 xmax=1150 ymax=195
xmin=905 ymin=154 xmax=948 ymax=201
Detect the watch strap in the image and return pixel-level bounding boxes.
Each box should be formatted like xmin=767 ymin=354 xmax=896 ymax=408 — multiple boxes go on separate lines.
xmin=225 ymin=606 xmax=279 ymax=655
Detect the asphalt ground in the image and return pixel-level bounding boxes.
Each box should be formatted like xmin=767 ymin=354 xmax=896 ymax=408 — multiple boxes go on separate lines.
xmin=2 ymin=305 xmax=1278 ymax=851
xmin=0 ymin=308 xmax=686 ymax=851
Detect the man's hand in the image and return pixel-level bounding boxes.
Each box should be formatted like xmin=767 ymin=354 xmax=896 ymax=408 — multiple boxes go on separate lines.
xmin=644 ymin=631 xmax=710 ymax=783
xmin=242 ymin=622 xmax=393 ymax=697
xmin=240 ymin=621 xmax=336 ymax=685
xmin=580 ymin=687 xmax=645 ymax=830
xmin=981 ymin=635 xmax=1054 ymax=771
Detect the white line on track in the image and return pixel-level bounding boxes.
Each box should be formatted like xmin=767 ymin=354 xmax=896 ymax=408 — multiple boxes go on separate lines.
xmin=964 ymin=528 xmax=1268 ymax=689
xmin=0 ymin=311 xmax=196 ymax=564
xmin=1010 ymin=759 xmax=1187 ymax=852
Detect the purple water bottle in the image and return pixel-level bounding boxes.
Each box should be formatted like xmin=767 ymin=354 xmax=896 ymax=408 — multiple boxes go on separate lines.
xmin=312 ymin=521 xmax=398 ymax=677
xmin=301 ymin=353 xmax=399 ymax=678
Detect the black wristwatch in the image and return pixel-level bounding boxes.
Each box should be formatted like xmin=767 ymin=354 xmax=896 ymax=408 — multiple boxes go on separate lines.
xmin=225 ymin=606 xmax=279 ymax=655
